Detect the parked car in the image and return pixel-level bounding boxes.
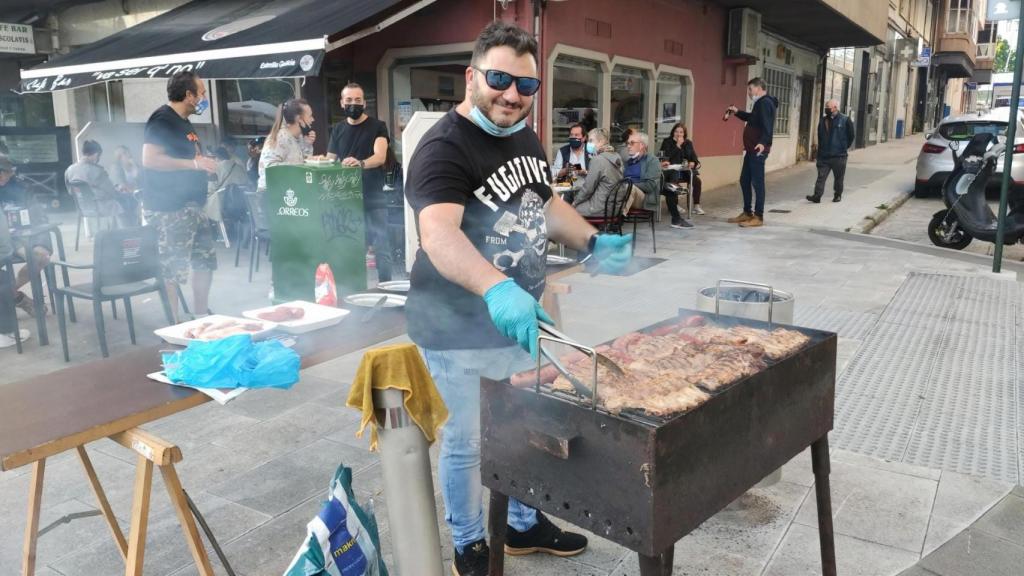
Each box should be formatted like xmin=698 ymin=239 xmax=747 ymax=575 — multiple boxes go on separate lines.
xmin=914 ymin=107 xmax=1024 ymax=197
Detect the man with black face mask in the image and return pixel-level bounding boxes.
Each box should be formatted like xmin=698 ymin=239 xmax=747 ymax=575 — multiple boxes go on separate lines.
xmin=550 ymin=123 xmax=590 ymax=181
xmin=806 ymin=99 xmax=855 ymax=203
xmin=326 ymin=82 xmax=393 ymax=282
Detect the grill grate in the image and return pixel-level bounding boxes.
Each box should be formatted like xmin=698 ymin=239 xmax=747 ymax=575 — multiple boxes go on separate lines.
xmin=832 ymin=272 xmax=1023 ymax=484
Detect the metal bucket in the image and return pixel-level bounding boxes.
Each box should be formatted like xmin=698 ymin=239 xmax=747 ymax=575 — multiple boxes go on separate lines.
xmin=696 ymin=279 xmax=794 ymax=487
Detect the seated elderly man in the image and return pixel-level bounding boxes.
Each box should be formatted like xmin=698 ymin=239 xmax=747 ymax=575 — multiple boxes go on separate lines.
xmin=625 ymin=131 xmax=693 ymax=229
xmin=65 ymin=140 xmax=135 ymax=226
xmin=0 ymin=216 xmax=30 ymax=348
xmin=0 ymin=155 xmax=51 ymax=317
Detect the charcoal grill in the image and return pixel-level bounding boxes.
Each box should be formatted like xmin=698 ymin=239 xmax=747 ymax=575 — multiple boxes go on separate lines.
xmin=481 ymin=309 xmax=838 ymax=576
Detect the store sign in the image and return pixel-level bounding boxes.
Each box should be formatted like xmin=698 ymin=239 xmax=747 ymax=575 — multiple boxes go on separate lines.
xmin=988 ymin=0 xmax=1022 ymax=21
xmin=0 ymin=23 xmax=34 ymax=55
xmin=912 ymin=47 xmax=931 ymax=68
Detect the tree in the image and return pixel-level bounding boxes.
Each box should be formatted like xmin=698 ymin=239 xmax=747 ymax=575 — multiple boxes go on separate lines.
xmin=994 ymin=37 xmax=1017 ymax=73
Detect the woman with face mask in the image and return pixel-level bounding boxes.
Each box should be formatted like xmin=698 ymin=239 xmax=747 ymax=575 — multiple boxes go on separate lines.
xmin=257 ymin=98 xmax=314 ymax=193
xmin=566 ymin=128 xmax=626 ymax=218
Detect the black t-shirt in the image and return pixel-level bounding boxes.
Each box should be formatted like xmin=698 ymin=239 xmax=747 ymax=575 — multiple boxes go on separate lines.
xmin=142 ymin=105 xmax=207 ymax=212
xmin=405 ymin=109 xmax=553 ymax=350
xmin=328 ymin=117 xmax=389 ymax=209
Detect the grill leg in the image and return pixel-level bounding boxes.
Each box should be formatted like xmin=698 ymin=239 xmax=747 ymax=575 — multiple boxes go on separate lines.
xmin=638 ymin=545 xmax=674 ymax=576
xmin=487 ymin=491 xmax=509 ymax=576
xmin=811 ymin=435 xmax=837 ymax=576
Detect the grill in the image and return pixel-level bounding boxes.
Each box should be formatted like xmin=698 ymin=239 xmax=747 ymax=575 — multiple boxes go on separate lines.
xmin=481 ymin=309 xmax=839 ymax=576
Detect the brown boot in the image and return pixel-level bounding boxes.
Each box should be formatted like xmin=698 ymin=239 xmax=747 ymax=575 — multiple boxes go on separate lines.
xmin=727 ymin=211 xmax=753 ymax=223
xmin=739 ymin=214 xmax=764 ymax=228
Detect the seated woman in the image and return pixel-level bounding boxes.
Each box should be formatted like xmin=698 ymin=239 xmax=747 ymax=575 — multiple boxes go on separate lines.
xmin=569 ymin=128 xmax=625 ymax=218
xmin=659 ymin=122 xmax=704 ymax=214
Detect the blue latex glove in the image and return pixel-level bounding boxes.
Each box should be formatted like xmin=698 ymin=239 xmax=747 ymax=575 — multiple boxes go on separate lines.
xmin=483 ymin=278 xmax=554 ymax=358
xmin=593 ymin=233 xmax=633 ymax=275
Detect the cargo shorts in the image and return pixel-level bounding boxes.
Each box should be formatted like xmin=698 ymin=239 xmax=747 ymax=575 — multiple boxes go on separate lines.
xmin=145 ymin=204 xmax=217 ymax=285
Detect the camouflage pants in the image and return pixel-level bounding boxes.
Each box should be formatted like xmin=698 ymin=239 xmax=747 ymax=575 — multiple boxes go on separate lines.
xmin=145 ymin=205 xmax=217 ymax=285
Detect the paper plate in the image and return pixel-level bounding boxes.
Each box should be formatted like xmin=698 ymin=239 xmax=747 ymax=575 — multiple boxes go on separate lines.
xmin=154 ymin=315 xmax=276 ymax=346
xmin=376 ymin=280 xmax=410 ymax=292
xmin=343 ymin=293 xmax=407 ymax=308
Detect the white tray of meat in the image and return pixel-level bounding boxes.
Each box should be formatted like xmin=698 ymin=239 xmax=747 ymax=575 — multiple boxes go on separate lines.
xmin=242 ymin=300 xmax=350 ymax=334
xmin=154 ymin=315 xmax=276 ymax=346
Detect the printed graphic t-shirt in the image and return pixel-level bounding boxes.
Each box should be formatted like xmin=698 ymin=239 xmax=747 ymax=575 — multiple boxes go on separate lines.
xmin=405 ymin=109 xmax=553 ymax=351
xmin=142 ymin=105 xmax=207 ymax=212
xmin=327 ymin=117 xmax=389 ymax=209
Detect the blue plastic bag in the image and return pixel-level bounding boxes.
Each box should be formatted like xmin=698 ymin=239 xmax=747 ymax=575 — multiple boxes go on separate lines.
xmin=162 ymin=334 xmax=300 ymax=389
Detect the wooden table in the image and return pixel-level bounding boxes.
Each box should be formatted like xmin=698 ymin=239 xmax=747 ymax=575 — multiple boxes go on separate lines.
xmin=0 ymin=306 xmax=407 ymax=576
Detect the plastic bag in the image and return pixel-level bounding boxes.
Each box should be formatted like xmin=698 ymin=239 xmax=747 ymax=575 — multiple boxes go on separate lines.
xmin=284 ymin=464 xmax=388 ymax=576
xmin=162 ymin=334 xmax=300 ymax=389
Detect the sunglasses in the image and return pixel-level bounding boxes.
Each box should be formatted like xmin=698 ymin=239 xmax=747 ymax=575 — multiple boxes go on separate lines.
xmin=473 ymin=67 xmax=541 ymax=96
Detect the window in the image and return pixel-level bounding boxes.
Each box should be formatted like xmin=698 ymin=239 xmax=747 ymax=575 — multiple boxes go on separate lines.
xmin=551 ymin=54 xmax=601 ymax=153
xmin=389 ymin=54 xmax=470 ymax=162
xmin=218 ymin=79 xmax=297 ymax=139
xmin=764 ymin=67 xmax=793 ymax=136
xmin=828 ymin=48 xmax=856 ymax=72
xmin=0 ymin=93 xmax=54 ymax=128
xmin=946 ymin=0 xmax=972 ymax=34
xmin=655 ymin=72 xmax=690 ymax=142
xmin=610 ymin=65 xmax=649 ymax=146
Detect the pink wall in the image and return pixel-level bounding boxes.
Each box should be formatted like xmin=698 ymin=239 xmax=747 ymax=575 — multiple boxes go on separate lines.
xmin=335 ymin=0 xmax=748 ymax=157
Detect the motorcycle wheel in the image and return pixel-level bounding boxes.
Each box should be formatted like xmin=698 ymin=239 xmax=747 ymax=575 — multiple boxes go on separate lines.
xmin=927 ymin=214 xmax=972 ymax=250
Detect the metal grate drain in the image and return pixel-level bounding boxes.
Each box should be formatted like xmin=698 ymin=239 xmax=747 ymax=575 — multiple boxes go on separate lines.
xmin=831 ymin=272 xmax=1022 ymax=484
xmin=795 ymin=306 xmax=879 ymax=340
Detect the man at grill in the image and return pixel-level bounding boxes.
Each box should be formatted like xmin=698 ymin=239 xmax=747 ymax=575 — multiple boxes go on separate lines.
xmin=405 ymin=20 xmax=633 ymax=576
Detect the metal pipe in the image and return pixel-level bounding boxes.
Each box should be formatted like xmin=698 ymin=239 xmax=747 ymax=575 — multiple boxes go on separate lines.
xmin=372 ymin=388 xmax=444 ymax=576
xmin=992 ymin=0 xmax=1024 ymax=273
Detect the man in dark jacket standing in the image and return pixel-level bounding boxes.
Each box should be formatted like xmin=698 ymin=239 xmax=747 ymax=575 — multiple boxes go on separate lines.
xmin=807 ymin=99 xmax=855 ymax=203
xmin=725 ymin=78 xmax=777 ymax=228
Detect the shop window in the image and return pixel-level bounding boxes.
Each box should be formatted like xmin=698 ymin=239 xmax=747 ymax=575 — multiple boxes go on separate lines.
xmin=389 ymin=55 xmax=470 ymax=162
xmin=218 ymin=79 xmax=297 ymax=140
xmin=0 ymin=93 xmax=55 ymax=128
xmin=611 ymin=65 xmax=649 ymax=145
xmin=551 ymin=54 xmax=601 ymax=153
xmin=764 ymin=67 xmax=793 ymax=136
xmin=655 ymin=72 xmax=690 ymax=142
xmin=946 ymin=0 xmax=972 ymax=34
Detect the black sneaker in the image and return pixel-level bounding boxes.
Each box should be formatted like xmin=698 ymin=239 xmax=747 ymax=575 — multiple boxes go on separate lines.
xmin=670 ymin=219 xmax=694 ymax=229
xmin=805 ymin=195 xmax=821 ymax=203
xmin=833 ymin=194 xmax=842 ymax=202
xmin=504 ymin=512 xmax=588 ymax=557
xmin=453 ymin=539 xmax=489 ymax=576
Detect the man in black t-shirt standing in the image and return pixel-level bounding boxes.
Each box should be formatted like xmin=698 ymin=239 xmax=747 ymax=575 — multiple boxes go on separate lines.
xmin=142 ymin=71 xmax=218 ymax=322
xmin=325 ymin=83 xmax=393 ymax=282
xmin=405 ymin=21 xmax=633 ymax=576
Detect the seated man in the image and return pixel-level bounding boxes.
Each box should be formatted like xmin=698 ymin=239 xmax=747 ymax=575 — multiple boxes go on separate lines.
xmin=624 ymin=131 xmax=692 ymax=229
xmin=65 ymin=140 xmax=135 ymax=226
xmin=550 ymin=123 xmax=590 ymax=181
xmin=0 ymin=217 xmax=30 ymax=348
xmin=0 ymin=155 xmax=51 ymax=317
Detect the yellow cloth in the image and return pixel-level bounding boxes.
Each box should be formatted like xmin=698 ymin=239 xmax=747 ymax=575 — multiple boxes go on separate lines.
xmin=346 ymin=343 xmax=449 ymax=451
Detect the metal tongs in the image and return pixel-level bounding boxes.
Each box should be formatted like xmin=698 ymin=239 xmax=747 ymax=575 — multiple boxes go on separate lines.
xmin=536 ymin=322 xmax=626 ymax=408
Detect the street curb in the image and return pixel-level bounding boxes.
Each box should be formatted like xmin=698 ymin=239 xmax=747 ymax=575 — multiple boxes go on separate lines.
xmin=852 ymin=190 xmax=913 ymax=234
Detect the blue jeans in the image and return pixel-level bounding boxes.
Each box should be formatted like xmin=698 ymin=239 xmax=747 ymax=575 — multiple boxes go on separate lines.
xmin=421 ymin=346 xmax=538 ymax=552
xmin=739 ymin=152 xmax=767 ymax=216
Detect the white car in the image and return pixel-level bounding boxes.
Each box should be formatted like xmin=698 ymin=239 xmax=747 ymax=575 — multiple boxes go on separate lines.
xmin=914 ymin=107 xmax=1024 ymax=197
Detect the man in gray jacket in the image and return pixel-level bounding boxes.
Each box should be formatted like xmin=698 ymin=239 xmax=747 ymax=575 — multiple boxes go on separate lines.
xmin=807 ymin=99 xmax=855 ymax=203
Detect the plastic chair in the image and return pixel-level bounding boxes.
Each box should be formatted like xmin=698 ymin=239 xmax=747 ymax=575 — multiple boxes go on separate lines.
xmin=50 ymin=226 xmax=174 ymax=361
xmin=242 ymin=190 xmax=271 ymax=283
xmin=66 ymin=179 xmax=119 ymax=251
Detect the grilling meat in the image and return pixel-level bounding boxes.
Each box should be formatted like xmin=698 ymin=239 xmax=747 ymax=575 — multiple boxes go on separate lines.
xmin=256 ymin=305 xmax=306 ymax=322
xmin=183 ymin=319 xmax=265 ymax=340
xmin=530 ymin=316 xmax=810 ymax=417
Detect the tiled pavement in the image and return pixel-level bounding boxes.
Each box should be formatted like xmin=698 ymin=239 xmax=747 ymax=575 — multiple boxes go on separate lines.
xmin=2 ymin=136 xmax=1022 ymax=575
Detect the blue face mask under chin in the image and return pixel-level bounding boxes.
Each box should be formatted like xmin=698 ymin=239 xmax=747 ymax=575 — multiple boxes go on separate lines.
xmin=193 ymin=98 xmax=209 ymax=116
xmin=469 ymin=106 xmax=526 ymax=137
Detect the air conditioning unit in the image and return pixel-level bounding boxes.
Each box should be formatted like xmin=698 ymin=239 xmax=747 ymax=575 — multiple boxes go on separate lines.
xmin=727 ymin=8 xmax=761 ymax=59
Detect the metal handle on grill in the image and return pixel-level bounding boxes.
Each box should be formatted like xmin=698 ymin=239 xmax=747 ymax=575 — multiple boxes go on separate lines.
xmin=536 ymin=332 xmax=600 ymax=410
xmin=715 ymin=278 xmax=775 ymax=330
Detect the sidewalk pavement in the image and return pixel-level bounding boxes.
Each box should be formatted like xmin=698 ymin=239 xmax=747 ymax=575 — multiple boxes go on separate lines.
xmin=697 ymin=136 xmax=923 ymax=233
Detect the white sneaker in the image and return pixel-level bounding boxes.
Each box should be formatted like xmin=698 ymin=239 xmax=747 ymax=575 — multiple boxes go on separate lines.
xmin=0 ymin=329 xmax=31 ymax=349
xmin=693 ymin=204 xmax=706 ymax=215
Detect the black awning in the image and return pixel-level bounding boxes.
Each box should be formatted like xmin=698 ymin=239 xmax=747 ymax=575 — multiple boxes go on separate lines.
xmin=19 ymin=0 xmax=411 ymax=93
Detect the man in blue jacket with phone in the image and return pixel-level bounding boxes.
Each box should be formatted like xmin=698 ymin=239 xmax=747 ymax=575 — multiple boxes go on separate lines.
xmin=725 ymin=78 xmax=778 ymax=228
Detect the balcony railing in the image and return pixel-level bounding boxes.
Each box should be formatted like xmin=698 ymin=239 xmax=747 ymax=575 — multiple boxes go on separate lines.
xmin=977 ymin=42 xmax=995 ymax=59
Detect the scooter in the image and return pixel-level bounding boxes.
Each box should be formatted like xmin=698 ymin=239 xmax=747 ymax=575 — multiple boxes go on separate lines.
xmin=927 ymin=132 xmax=1024 ymax=250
